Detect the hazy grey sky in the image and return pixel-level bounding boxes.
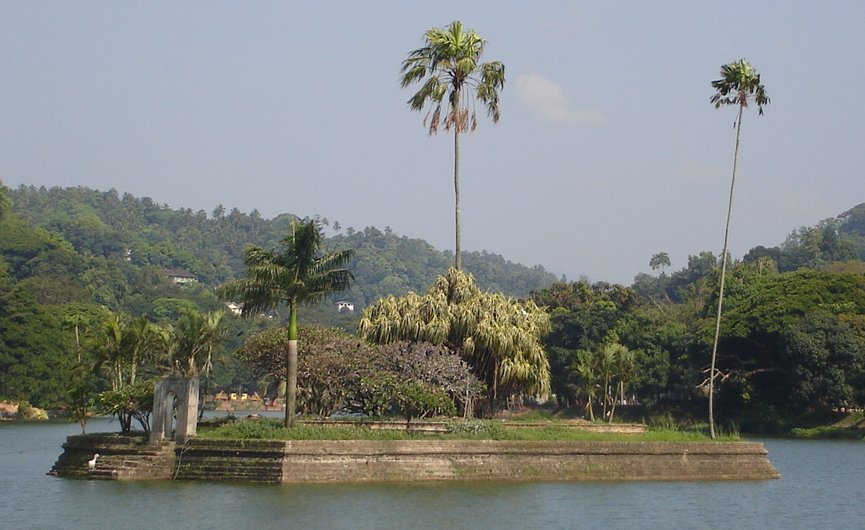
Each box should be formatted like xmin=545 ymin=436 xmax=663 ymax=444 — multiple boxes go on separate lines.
xmin=2 ymin=1 xmax=864 ymax=284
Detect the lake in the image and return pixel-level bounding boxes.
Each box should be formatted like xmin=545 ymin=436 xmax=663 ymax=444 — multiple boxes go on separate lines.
xmin=1 ymin=418 xmax=863 ymax=529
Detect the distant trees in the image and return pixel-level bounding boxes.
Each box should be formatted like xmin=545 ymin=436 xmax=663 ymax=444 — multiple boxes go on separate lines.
xmin=219 ymin=220 xmax=354 ymax=427
xmin=401 ymin=20 xmax=505 ymax=271
xmin=707 ymin=59 xmax=769 ymax=438
xmin=784 ymin=310 xmax=865 ymax=414
xmin=0 ymin=182 xmax=10 ymax=220
xmin=649 ymin=252 xmax=671 ymax=274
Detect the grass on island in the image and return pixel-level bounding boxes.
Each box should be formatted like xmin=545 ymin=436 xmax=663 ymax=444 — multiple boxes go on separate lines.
xmin=789 ymin=411 xmax=865 ymax=439
xmin=197 ymin=415 xmax=739 ymax=443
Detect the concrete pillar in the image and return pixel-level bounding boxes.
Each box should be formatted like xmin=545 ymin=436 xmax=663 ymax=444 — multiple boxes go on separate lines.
xmin=150 ymin=377 xmax=199 ymax=444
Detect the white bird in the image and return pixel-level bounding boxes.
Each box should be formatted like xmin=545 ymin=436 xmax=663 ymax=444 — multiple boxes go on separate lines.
xmin=87 ymin=453 xmax=99 ymax=471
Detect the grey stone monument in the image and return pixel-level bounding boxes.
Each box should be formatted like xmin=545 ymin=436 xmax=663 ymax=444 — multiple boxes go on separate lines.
xmin=150 ymin=376 xmax=199 ymax=444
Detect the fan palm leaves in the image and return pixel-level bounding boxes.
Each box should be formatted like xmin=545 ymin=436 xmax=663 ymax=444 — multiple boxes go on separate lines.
xmin=218 ymin=219 xmax=354 ymax=427
xmin=707 ymin=59 xmax=769 ymax=438
xmin=401 ymin=21 xmax=505 ymax=270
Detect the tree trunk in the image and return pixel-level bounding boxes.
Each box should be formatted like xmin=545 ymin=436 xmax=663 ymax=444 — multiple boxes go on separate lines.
xmin=609 ymin=381 xmax=621 ymax=424
xmin=454 ymin=126 xmax=462 ymax=271
xmin=709 ymin=104 xmax=744 ymax=439
xmin=285 ymin=301 xmax=299 ymax=428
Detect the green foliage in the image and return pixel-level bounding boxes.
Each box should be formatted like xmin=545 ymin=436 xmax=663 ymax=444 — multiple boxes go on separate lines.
xmin=199 ymin=418 xmax=730 ymax=442
xmin=203 ymin=418 xmax=292 ymax=440
xmin=783 ymin=310 xmax=865 ymax=413
xmin=67 ymin=362 xmax=96 ymax=434
xmin=355 ymin=373 xmax=402 ymax=417
xmin=375 ymin=341 xmax=484 ymax=416
xmin=647 ymin=413 xmax=680 ymax=432
xmin=360 ymin=268 xmax=550 ymax=406
xmin=95 ymin=380 xmax=154 ymax=434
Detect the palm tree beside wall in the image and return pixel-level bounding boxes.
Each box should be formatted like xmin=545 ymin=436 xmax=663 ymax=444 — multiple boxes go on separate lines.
xmin=400 ymin=21 xmax=505 ymax=271
xmin=707 ymin=59 xmax=769 ymax=438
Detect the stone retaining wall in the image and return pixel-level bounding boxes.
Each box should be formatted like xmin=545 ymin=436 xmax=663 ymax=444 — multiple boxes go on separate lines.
xmin=51 ymin=436 xmax=779 ymax=482
xmin=275 ymin=440 xmax=778 ymax=482
xmin=49 ymin=433 xmax=175 ymax=480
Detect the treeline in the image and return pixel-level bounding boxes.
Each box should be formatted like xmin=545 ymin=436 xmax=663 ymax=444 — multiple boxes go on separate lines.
xmin=3 ymin=180 xmax=865 ymax=429
xmin=0 ymin=182 xmax=555 ymax=408
xmin=8 ymin=184 xmax=556 ymax=303
xmin=536 ymin=205 xmax=865 ymax=427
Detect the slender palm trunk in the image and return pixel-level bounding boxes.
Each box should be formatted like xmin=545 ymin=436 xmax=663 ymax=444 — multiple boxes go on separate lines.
xmin=454 ymin=126 xmax=462 ymax=271
xmin=285 ymin=301 xmax=299 ymax=428
xmin=709 ymin=104 xmax=744 ymax=439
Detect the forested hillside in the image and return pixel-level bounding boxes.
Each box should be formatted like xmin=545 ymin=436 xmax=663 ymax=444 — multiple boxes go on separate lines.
xmin=7 ymin=185 xmax=556 ymax=305
xmin=0 ymin=182 xmax=555 ymax=407
xmin=3 ymin=180 xmax=865 ymax=433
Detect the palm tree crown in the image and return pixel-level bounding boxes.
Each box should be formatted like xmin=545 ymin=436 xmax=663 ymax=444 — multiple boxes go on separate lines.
xmin=400 ymin=20 xmax=505 ymax=134
xmin=226 ymin=221 xmax=354 ymax=315
xmin=710 ymin=59 xmax=769 ymax=116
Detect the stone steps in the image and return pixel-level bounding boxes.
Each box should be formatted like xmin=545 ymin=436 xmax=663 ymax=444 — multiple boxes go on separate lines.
xmin=50 ymin=434 xmax=176 ymax=480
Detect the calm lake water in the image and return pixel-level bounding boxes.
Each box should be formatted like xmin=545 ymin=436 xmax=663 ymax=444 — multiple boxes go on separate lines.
xmin=1 ymin=418 xmax=863 ymax=530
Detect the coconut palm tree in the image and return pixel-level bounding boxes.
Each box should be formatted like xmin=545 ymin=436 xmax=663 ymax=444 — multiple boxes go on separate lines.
xmin=218 ymin=219 xmax=353 ymax=427
xmin=708 ymin=58 xmax=769 ymax=438
xmin=400 ymin=21 xmax=505 ymax=271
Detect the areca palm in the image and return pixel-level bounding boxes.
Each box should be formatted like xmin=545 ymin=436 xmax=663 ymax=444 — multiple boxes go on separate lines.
xmin=400 ymin=20 xmax=505 ymax=271
xmin=708 ymin=59 xmax=769 ymax=438
xmin=218 ymin=219 xmax=353 ymax=427
xmin=94 ymin=314 xmax=158 ymax=391
xmin=573 ymin=349 xmax=599 ymax=422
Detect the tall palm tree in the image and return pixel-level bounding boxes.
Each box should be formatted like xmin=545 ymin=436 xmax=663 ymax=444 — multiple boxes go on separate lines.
xmin=708 ymin=58 xmax=769 ymax=438
xmin=218 ymin=219 xmax=353 ymax=427
xmin=400 ymin=21 xmax=505 ymax=271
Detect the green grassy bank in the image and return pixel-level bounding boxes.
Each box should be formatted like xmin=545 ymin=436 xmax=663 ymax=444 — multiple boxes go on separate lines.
xmin=197 ymin=417 xmax=739 ymax=442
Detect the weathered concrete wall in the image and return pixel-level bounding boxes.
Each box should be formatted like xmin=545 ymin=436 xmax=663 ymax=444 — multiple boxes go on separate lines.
xmin=174 ymin=439 xmax=285 ymax=483
xmin=275 ymin=440 xmax=779 ymax=482
xmin=51 ymin=437 xmax=779 ymax=482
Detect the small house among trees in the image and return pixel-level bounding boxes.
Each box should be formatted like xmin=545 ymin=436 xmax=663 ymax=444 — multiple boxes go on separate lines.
xmin=164 ymin=268 xmax=198 ymax=285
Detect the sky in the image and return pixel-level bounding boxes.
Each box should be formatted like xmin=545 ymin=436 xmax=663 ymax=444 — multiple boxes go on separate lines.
xmin=2 ymin=2 xmax=864 ymax=285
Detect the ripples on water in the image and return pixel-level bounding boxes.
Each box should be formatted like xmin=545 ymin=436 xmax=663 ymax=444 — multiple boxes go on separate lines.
xmin=1 ymin=418 xmax=863 ymax=530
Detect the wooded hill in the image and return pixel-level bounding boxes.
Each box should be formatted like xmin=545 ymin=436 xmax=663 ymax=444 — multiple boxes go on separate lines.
xmin=0 ymin=183 xmax=555 ymax=406
xmin=4 ymin=180 xmax=865 ymax=429
xmin=5 ymin=184 xmax=557 ymax=311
